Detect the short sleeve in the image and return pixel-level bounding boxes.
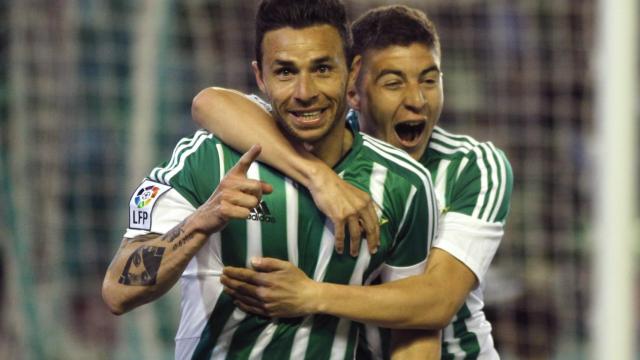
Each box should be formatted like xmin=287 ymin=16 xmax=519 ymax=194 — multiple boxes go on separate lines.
xmin=124 ymin=130 xmax=223 ymax=237
xmin=448 ymin=142 xmax=513 ymax=223
xmin=434 ymin=142 xmax=513 ymax=283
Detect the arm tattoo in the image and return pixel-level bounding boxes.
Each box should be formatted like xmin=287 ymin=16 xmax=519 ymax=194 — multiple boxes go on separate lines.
xmin=161 ymin=220 xmax=186 ymax=243
xmin=126 ymin=233 xmax=161 ymax=245
xmin=119 ymin=246 xmax=166 ymax=285
xmin=171 ymin=233 xmax=196 ymax=251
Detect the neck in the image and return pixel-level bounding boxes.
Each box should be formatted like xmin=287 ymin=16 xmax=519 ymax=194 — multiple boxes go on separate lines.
xmin=304 ymin=117 xmax=353 ymax=168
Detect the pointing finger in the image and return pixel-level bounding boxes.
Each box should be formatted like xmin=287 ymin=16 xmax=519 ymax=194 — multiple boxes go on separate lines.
xmin=228 ymin=144 xmax=262 ymax=176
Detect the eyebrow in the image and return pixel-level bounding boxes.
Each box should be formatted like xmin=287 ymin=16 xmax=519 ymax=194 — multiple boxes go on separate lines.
xmin=272 ymin=56 xmax=334 ymax=68
xmin=311 ymin=56 xmax=333 ymax=65
xmin=273 ymin=60 xmax=296 ymax=68
xmin=375 ymin=65 xmax=441 ymax=81
xmin=420 ymin=65 xmax=441 ymax=76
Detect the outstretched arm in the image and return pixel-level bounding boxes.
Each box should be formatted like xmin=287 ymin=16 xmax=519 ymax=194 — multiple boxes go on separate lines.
xmin=221 ymin=248 xmax=476 ymax=329
xmin=102 ymin=145 xmax=271 ymax=314
xmin=192 ymin=87 xmax=379 ymax=255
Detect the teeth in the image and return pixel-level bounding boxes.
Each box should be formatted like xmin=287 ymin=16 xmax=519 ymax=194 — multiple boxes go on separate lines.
xmin=294 ymin=111 xmax=321 ymax=118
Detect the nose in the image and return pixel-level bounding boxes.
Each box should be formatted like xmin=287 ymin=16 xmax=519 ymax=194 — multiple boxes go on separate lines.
xmin=293 ymin=72 xmax=319 ymax=106
xmin=403 ymin=83 xmax=427 ymax=113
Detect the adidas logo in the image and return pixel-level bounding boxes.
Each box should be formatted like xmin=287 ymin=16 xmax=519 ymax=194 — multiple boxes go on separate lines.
xmin=247 ymin=201 xmax=277 ymax=223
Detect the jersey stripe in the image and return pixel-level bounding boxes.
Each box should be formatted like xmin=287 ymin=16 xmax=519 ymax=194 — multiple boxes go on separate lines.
xmin=190 ymin=294 xmax=236 ymax=360
xmin=312 ymin=224 xmax=336 ymax=282
xmin=487 ymin=143 xmax=508 ymax=222
xmin=330 ymin=240 xmax=372 ymax=359
xmin=431 ymin=127 xmax=477 ymax=150
xmin=471 ymin=145 xmax=489 ymax=220
xmin=210 ymin=309 xmax=247 ymax=359
xmin=370 ymin=163 xmax=387 ymax=218
xmin=163 ymin=134 xmax=213 ymax=183
xmin=285 ymin=179 xmax=299 ymax=266
xmin=362 ymin=136 xmax=437 ymax=246
xmin=479 ymin=144 xmax=499 ymax=222
xmin=288 ymin=224 xmax=336 ymax=359
xmin=328 ymin=164 xmax=382 ymax=359
xmin=216 ymin=143 xmax=226 ymax=178
xmin=452 ymin=304 xmax=481 ymax=358
xmin=151 ymin=130 xmax=207 ymax=182
xmin=246 ymin=162 xmax=262 ymax=268
xmin=290 ymin=317 xmax=313 ymax=359
xmin=392 ymin=185 xmax=419 ymax=248
xmin=248 ymin=322 xmax=278 ymax=359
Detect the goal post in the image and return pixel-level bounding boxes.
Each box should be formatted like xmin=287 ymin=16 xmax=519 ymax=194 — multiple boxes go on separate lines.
xmin=593 ymin=0 xmax=638 ymax=358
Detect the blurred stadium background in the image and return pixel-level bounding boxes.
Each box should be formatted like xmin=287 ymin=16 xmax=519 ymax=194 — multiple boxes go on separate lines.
xmin=0 ymin=0 xmax=637 ymax=359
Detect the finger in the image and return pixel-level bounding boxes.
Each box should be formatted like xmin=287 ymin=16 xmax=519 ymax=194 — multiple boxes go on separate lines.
xmin=228 ymin=144 xmax=261 ymax=176
xmin=223 ymin=192 xmax=260 ymax=209
xmin=260 ymin=181 xmax=273 ymax=195
xmin=333 ymin=219 xmax=345 ymax=254
xmin=347 ymin=216 xmax=362 ymax=257
xmin=233 ymin=300 xmax=269 ymax=317
xmin=226 ymin=287 xmax=267 ymax=310
xmin=224 ymin=178 xmax=266 ymax=198
xmin=223 ymin=266 xmax=263 ymax=286
xmin=250 ymin=257 xmax=290 ymax=272
xmin=218 ymin=200 xmax=252 ymax=220
xmin=361 ymin=203 xmax=381 ymax=254
xmin=221 ymin=274 xmax=260 ymax=298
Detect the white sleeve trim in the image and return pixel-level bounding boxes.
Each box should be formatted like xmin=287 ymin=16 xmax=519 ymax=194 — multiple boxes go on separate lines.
xmin=124 ymin=188 xmax=197 ymax=238
xmin=379 ymin=257 xmax=427 ymax=283
xmin=432 ymin=212 xmax=503 ymax=285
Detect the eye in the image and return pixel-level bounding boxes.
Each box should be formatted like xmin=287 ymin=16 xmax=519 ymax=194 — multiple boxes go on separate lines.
xmin=422 ymin=72 xmax=441 ymax=87
xmin=275 ymin=67 xmax=295 ymax=78
xmin=316 ymin=64 xmax=332 ymax=74
xmin=383 ymin=81 xmax=402 ymax=90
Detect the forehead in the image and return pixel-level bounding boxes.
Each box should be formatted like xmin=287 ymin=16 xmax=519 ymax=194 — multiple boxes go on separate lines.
xmin=364 ymin=43 xmax=440 ymax=74
xmin=261 ymin=24 xmax=346 ymax=66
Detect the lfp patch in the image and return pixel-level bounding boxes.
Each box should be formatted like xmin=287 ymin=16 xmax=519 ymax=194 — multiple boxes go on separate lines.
xmin=129 ymin=179 xmax=172 ymax=230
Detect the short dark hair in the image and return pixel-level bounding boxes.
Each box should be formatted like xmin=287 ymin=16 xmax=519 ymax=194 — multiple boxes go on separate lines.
xmin=255 ymin=0 xmax=351 ymax=69
xmin=351 ymin=5 xmax=440 ymax=59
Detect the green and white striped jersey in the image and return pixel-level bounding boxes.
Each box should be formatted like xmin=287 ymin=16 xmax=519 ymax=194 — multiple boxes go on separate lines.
xmin=423 ymin=126 xmax=512 ymax=360
xmin=348 ymin=111 xmax=513 ymax=360
xmin=124 ymin=128 xmax=438 ymax=360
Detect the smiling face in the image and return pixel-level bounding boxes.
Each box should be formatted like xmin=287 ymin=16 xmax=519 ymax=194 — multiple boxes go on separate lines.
xmin=253 ymin=24 xmax=350 ymax=147
xmin=349 ymin=43 xmax=443 ymax=160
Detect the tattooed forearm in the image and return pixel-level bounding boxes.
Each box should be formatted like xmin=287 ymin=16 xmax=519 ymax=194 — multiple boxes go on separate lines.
xmin=119 ymin=246 xmax=166 ymax=285
xmin=126 ymin=233 xmax=161 ymax=245
xmin=171 ymin=233 xmax=196 ymax=251
xmin=161 ymin=220 xmax=186 ymax=243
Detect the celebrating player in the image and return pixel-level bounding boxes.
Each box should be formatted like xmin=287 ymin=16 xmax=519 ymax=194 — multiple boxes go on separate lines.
xmin=102 ymin=1 xmax=439 ymax=358
xmin=191 ymin=5 xmax=513 ymax=359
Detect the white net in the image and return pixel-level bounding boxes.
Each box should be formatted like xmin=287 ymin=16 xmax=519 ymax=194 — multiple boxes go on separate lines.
xmin=0 ymin=0 xmax=607 ymax=359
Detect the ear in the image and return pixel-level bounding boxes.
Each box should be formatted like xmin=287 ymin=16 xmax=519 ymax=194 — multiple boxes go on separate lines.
xmin=252 ymin=61 xmax=267 ymax=94
xmin=347 ymin=55 xmax=362 ymax=111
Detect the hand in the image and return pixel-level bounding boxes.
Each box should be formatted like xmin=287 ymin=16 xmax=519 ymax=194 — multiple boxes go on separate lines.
xmin=307 ymin=168 xmax=380 ymax=256
xmin=191 ymin=144 xmax=273 ymax=234
xmin=220 ymin=257 xmax=320 ymax=318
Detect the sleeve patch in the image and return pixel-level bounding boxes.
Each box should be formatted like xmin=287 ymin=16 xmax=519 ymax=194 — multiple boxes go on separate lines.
xmin=129 ymin=179 xmax=173 ymax=230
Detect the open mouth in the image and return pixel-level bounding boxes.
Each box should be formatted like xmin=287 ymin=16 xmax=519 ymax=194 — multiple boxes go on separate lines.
xmin=289 ymin=108 xmax=326 ymax=122
xmin=394 ymin=121 xmax=426 ymax=144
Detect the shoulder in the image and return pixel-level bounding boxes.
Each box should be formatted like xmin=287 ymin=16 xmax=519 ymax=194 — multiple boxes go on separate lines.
xmin=148 ymin=129 xmax=227 ymax=186
xmin=429 ymin=127 xmax=512 ymax=177
xmin=430 ymin=127 xmax=513 ymax=222
xmin=359 ymin=133 xmax=433 ymax=190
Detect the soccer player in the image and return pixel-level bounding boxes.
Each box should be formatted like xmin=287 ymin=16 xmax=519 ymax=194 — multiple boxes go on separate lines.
xmin=191 ymin=5 xmax=513 ymax=359
xmin=102 ymin=0 xmax=440 ymax=359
